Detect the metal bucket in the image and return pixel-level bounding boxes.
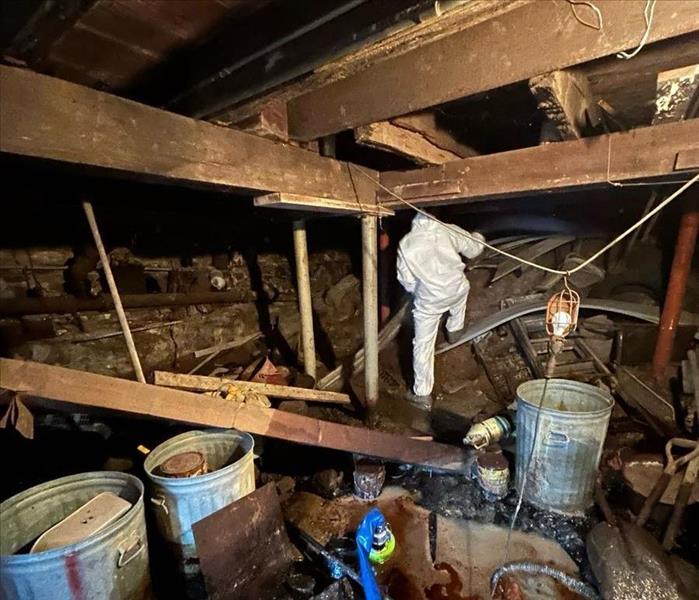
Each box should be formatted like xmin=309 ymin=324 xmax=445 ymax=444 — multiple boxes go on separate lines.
xmin=0 ymin=471 xmax=151 ymax=599
xmin=515 ymin=379 xmax=613 ymax=516
xmin=143 ymin=429 xmax=255 ymax=578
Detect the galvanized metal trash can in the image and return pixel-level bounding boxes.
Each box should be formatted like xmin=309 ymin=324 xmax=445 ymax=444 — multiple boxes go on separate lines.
xmin=143 ymin=429 xmax=255 ymax=579
xmin=515 ymin=379 xmax=614 ymax=516
xmin=0 ymin=471 xmax=151 ymax=599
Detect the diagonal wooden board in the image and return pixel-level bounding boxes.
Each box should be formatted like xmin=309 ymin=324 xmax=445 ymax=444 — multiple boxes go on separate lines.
xmin=0 ymin=359 xmax=467 ymax=472
xmin=153 ymin=371 xmax=351 ymax=405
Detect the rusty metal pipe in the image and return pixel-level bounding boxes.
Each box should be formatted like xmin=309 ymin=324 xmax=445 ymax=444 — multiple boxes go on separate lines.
xmin=652 ymin=210 xmax=699 ymax=381
xmin=0 ymin=292 xmax=259 ymax=316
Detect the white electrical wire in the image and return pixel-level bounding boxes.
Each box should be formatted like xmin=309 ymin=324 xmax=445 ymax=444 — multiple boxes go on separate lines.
xmin=617 ymin=0 xmax=656 ymax=60
xmin=351 ymin=164 xmax=698 ymax=277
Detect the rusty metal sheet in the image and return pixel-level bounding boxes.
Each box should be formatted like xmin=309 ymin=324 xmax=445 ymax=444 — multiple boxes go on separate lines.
xmin=192 ymin=483 xmax=294 ymax=600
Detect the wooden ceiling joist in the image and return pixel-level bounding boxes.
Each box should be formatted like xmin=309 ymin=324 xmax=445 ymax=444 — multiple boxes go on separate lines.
xmin=378 ymin=119 xmax=699 ymax=207
xmin=287 ymin=0 xmax=699 ymax=140
xmin=0 ymin=66 xmax=379 ymax=214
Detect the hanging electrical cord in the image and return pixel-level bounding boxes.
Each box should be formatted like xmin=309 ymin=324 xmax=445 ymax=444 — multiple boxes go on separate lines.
xmin=350 ymin=163 xmax=698 ymax=277
xmin=617 ymin=0 xmax=657 ymax=60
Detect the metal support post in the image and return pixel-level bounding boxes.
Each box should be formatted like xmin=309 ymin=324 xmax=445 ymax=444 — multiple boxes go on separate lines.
xmin=293 ymin=220 xmax=316 ymax=379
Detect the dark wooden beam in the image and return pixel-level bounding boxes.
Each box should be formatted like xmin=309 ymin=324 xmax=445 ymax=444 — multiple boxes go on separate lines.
xmin=529 ymin=70 xmax=600 ymax=140
xmin=287 ymin=0 xmax=699 ymax=140
xmin=216 ymin=0 xmax=529 ymax=126
xmin=0 ymin=66 xmax=378 ymax=211
xmin=378 ymin=120 xmax=699 ymax=207
xmin=0 ymin=358 xmax=467 ymax=472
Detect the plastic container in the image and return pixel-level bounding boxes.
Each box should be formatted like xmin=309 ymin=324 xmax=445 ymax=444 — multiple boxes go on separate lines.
xmin=143 ymin=429 xmax=255 ymax=579
xmin=0 ymin=472 xmax=151 ymax=599
xmin=515 ymin=379 xmax=613 ymax=516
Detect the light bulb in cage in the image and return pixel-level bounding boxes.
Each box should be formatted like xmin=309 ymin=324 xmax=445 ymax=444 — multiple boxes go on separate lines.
xmin=545 ymin=280 xmax=580 ymax=341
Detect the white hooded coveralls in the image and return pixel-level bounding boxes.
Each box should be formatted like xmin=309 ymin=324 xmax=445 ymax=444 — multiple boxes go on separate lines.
xmin=397 ymin=214 xmax=485 ymax=396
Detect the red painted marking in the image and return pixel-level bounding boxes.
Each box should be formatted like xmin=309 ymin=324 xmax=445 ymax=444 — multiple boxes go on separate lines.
xmin=64 ymin=553 xmax=85 ymax=600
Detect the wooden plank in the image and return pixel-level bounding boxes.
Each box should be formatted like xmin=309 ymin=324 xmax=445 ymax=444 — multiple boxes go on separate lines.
xmin=153 ymin=370 xmax=351 ymax=405
xmin=355 ymin=121 xmax=462 ymax=166
xmin=287 ymin=0 xmax=699 ymax=140
xmin=254 ymin=192 xmax=393 ymax=217
xmin=0 ymin=359 xmax=467 ymax=472
xmin=378 ymin=120 xmax=699 ymax=207
xmin=0 ymin=66 xmax=379 ymax=209
xmin=529 ymin=70 xmax=599 ymax=140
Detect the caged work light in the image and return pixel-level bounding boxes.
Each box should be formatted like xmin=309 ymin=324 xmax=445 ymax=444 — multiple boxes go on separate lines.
xmin=544 ymin=279 xmax=581 ymax=375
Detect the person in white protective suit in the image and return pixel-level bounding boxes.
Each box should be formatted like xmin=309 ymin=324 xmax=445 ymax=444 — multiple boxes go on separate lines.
xmin=397 ymin=213 xmax=485 ymax=408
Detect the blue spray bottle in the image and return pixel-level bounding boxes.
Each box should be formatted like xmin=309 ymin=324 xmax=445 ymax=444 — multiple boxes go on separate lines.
xmin=355 ymin=508 xmax=395 ymax=600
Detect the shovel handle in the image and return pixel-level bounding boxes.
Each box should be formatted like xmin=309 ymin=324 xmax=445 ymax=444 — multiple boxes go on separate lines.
xmin=636 ymin=472 xmax=672 ymax=527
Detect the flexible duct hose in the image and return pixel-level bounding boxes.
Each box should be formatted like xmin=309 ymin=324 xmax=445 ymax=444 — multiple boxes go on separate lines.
xmin=490 ymin=561 xmax=600 ymax=600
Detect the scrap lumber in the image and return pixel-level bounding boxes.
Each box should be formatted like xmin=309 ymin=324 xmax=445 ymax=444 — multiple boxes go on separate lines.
xmin=0 ymin=66 xmax=379 ymax=213
xmin=378 ymin=119 xmax=699 ymax=206
xmin=0 ymin=359 xmax=467 ymax=472
xmin=153 ymin=371 xmax=351 ymax=405
xmin=287 ymin=0 xmax=699 ymax=139
xmin=355 ymin=121 xmax=463 ymax=166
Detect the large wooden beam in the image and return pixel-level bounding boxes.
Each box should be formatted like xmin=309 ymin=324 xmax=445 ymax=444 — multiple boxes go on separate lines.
xmin=0 ymin=358 xmax=467 ymax=472
xmin=287 ymin=0 xmax=699 ymax=140
xmin=0 ymin=66 xmax=379 ymax=211
xmin=378 ymin=120 xmax=699 ymax=207
xmin=213 ymin=0 xmax=530 ymax=126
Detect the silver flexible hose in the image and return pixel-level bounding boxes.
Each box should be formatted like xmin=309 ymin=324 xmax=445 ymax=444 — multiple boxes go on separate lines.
xmin=490 ymin=561 xmax=600 ymax=600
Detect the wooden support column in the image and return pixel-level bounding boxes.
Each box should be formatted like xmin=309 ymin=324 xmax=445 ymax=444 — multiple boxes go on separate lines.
xmin=362 ymin=215 xmax=379 ymax=412
xmin=293 ymin=220 xmax=316 ymax=379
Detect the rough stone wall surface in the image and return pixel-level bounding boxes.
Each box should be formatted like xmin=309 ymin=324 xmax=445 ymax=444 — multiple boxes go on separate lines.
xmin=0 ymin=247 xmax=359 ymax=379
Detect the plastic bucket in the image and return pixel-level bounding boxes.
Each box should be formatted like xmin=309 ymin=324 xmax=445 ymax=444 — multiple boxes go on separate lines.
xmin=515 ymin=379 xmax=613 ymax=516
xmin=0 ymin=471 xmax=151 ymax=599
xmin=143 ymin=429 xmax=255 ymax=579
